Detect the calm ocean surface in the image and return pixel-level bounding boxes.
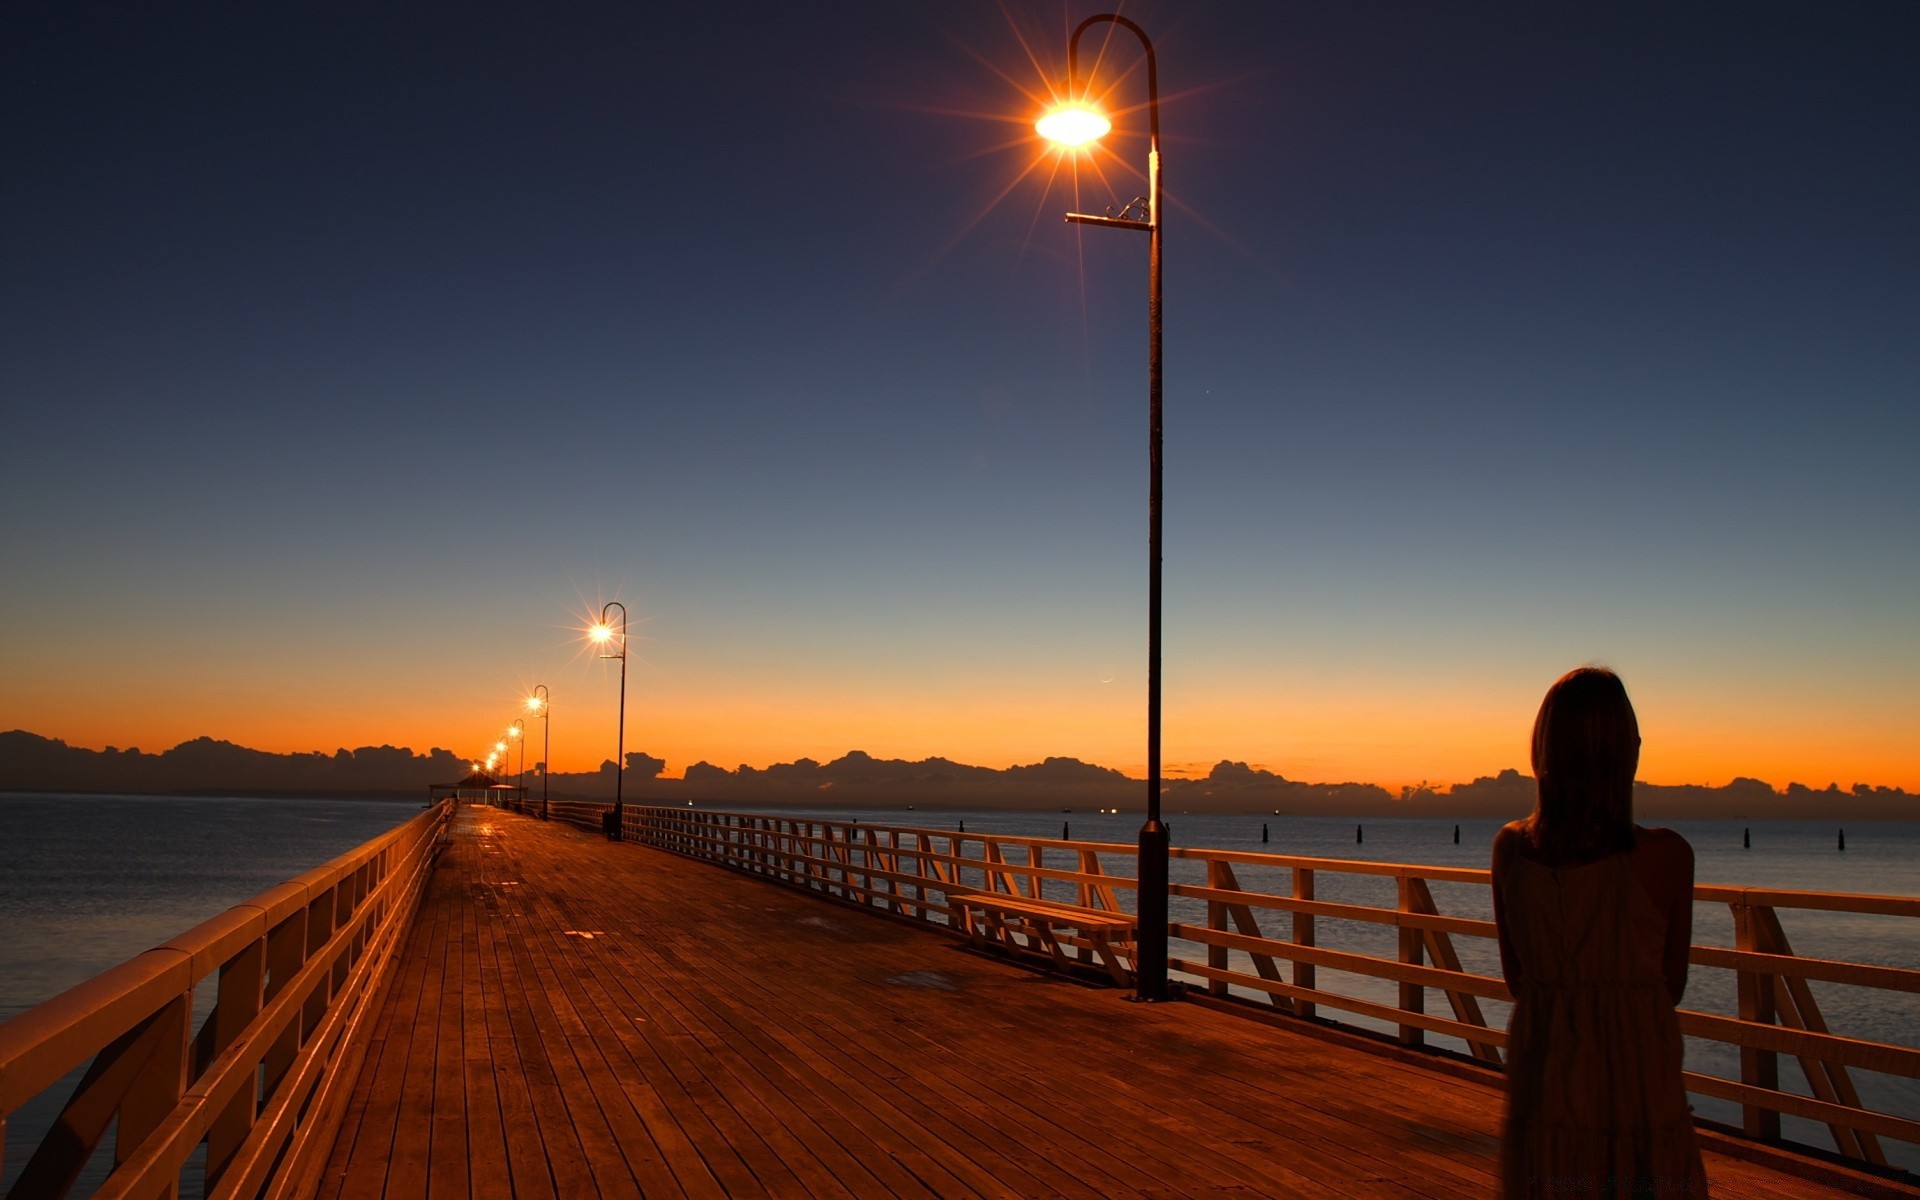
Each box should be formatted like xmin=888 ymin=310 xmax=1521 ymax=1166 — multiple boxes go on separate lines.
xmin=3 ymin=794 xmax=1915 ymax=1182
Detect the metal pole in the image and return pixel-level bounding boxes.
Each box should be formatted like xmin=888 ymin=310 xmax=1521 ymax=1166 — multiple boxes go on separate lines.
xmin=1137 ymin=136 xmax=1168 ymax=1002
xmin=602 ymin=601 xmax=628 ymax=842
xmin=532 ymin=684 xmax=550 ymax=819
xmin=1065 ymin=12 xmax=1169 ymax=1002
xmin=615 ymin=643 xmax=626 ymax=838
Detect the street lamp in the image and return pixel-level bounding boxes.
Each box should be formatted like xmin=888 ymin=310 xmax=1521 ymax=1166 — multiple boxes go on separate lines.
xmin=590 ymin=602 xmax=628 ymax=841
xmin=508 ymin=719 xmax=525 ymax=799
xmin=1037 ymin=13 xmax=1169 ymax=1002
xmin=528 ymin=685 xmax=550 ymax=820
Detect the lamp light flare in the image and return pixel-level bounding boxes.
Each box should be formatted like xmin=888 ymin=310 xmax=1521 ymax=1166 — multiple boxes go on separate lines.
xmin=589 ymin=623 xmax=614 ymax=644
xmin=1036 ymin=105 xmax=1110 ymax=147
xmin=526 ymin=696 xmax=544 ymax=711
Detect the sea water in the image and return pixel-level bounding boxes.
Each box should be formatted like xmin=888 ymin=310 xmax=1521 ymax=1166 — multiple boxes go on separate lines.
xmin=0 ymin=793 xmax=419 ymax=1197
xmin=3 ymin=796 xmax=1914 ymax=1183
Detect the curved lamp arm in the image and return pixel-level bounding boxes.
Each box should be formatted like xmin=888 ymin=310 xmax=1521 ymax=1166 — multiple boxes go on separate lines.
xmin=1069 ymin=14 xmax=1159 ymax=151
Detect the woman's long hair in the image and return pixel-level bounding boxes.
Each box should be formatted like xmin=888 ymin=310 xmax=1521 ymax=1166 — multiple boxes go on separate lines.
xmin=1525 ymin=667 xmax=1640 ymax=863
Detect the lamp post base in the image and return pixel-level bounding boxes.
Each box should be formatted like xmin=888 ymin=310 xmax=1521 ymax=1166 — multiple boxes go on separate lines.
xmin=1134 ymin=817 xmax=1170 ymax=1001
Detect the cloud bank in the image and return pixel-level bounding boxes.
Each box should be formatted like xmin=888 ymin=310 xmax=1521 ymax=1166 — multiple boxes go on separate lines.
xmin=3 ymin=731 xmax=1913 ymax=819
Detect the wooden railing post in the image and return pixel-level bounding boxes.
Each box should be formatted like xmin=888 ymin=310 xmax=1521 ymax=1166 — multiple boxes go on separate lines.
xmin=1404 ymin=876 xmax=1500 ymax=1064
xmin=205 ymin=939 xmax=267 ymax=1187
xmin=984 ymin=842 xmax=1015 ymax=896
xmin=1206 ymin=860 xmax=1230 ymax=998
xmin=1294 ymin=868 xmax=1315 ymax=1020
xmin=1205 ymin=858 xmax=1287 ymax=1009
xmin=909 ymin=833 xmax=931 ymax=919
xmin=302 ymin=887 xmax=337 ymax=1042
xmin=1732 ymin=902 xmax=1782 ymax=1141
xmin=1079 ymin=849 xmax=1123 ymax=916
xmin=261 ymin=908 xmax=307 ymax=1101
xmin=880 ymin=831 xmax=903 ymax=914
xmin=115 ymin=989 xmax=191 ymax=1200
xmin=1751 ymin=905 xmax=1885 ymax=1165
xmin=1396 ymin=876 xmax=1425 ymax=1047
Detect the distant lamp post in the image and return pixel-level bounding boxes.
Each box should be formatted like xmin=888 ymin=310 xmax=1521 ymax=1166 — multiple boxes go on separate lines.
xmin=590 ymin=602 xmax=628 ymax=841
xmin=1037 ymin=13 xmax=1170 ymax=1002
xmin=528 ymin=685 xmax=551 ymax=820
xmin=508 ymin=719 xmax=526 ymax=798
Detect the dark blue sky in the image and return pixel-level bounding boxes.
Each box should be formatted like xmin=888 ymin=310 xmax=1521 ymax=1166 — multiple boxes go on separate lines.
xmin=5 ymin=2 xmax=1916 ymax=789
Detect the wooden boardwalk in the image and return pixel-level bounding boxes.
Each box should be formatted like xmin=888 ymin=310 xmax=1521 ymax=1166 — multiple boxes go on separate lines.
xmin=315 ymin=806 xmax=1897 ymax=1199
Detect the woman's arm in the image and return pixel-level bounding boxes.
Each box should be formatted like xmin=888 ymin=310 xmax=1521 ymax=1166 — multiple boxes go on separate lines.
xmin=1491 ymin=822 xmax=1525 ymax=988
xmin=1632 ymin=826 xmax=1696 ymax=1004
xmin=1661 ymin=831 xmax=1696 ymax=1004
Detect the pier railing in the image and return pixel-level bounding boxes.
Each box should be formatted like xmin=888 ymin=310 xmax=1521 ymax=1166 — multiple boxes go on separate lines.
xmin=620 ymin=804 xmax=1920 ymax=1175
xmin=0 ymin=801 xmax=451 ymax=1200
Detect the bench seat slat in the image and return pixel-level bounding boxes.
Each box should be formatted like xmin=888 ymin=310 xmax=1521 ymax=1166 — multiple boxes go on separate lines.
xmin=946 ymin=889 xmax=1135 ymax=930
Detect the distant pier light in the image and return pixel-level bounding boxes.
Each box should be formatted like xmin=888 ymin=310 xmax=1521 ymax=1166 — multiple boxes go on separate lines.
xmin=590 ymin=602 xmax=629 ymax=841
xmin=529 ymin=685 xmax=551 ymax=819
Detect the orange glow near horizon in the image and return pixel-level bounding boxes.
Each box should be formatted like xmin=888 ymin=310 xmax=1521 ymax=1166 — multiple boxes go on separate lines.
xmin=12 ymin=667 xmax=1917 ymax=794
xmin=16 ymin=712 xmax=1915 ymax=793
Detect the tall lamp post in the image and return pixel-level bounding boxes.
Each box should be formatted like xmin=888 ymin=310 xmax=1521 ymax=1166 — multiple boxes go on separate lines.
xmin=1037 ymin=13 xmax=1169 ymax=1002
xmin=528 ymin=685 xmax=551 ymax=820
xmin=590 ymin=602 xmax=628 ymax=841
xmin=509 ymin=719 xmax=526 ymax=801
xmin=492 ymin=740 xmax=508 ymax=807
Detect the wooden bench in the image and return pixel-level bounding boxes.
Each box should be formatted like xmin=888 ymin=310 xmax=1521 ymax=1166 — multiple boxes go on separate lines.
xmin=946 ymin=888 xmax=1136 ymax=986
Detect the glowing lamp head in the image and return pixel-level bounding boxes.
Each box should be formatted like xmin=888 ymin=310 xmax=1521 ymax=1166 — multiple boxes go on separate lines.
xmin=526 ymin=696 xmax=544 ymax=711
xmin=589 ymin=623 xmax=614 ymax=644
xmin=1037 ymin=106 xmax=1110 ymax=148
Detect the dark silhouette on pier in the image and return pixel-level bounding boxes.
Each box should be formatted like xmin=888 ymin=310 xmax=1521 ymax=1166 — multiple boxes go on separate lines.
xmin=1493 ymin=669 xmax=1706 ymax=1197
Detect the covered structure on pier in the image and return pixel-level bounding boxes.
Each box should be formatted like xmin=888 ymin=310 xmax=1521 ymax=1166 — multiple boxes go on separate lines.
xmin=428 ymin=767 xmax=526 ymax=806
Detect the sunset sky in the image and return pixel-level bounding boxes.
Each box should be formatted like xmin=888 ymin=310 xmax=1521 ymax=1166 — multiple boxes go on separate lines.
xmin=4 ymin=3 xmax=1915 ymax=792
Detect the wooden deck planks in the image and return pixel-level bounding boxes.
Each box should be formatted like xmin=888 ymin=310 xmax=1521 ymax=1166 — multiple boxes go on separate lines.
xmin=317 ymin=807 xmax=1907 ymax=1200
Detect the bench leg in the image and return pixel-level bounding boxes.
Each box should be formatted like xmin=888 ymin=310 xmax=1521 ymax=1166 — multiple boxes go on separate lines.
xmin=1036 ymin=923 xmax=1070 ymax=972
xmin=982 ymin=908 xmax=1011 ymax=954
xmin=1091 ymin=935 xmax=1131 ymax=986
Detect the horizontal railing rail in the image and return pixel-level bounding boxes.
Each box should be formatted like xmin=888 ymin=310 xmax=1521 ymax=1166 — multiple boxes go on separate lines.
xmin=620 ymin=804 xmax=1919 ymax=1176
xmin=0 ymin=801 xmax=452 ymax=1200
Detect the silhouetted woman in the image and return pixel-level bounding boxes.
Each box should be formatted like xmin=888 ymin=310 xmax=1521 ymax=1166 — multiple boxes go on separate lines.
xmin=1492 ymin=668 xmax=1708 ymax=1197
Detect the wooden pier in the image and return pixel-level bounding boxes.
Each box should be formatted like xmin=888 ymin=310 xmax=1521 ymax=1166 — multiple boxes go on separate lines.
xmin=4 ymin=800 xmax=1916 ymax=1199
xmin=312 ymin=807 xmax=1889 ymax=1199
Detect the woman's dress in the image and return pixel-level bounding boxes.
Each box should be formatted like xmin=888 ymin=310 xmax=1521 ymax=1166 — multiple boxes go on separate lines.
xmin=1500 ymin=851 xmax=1709 ymax=1197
